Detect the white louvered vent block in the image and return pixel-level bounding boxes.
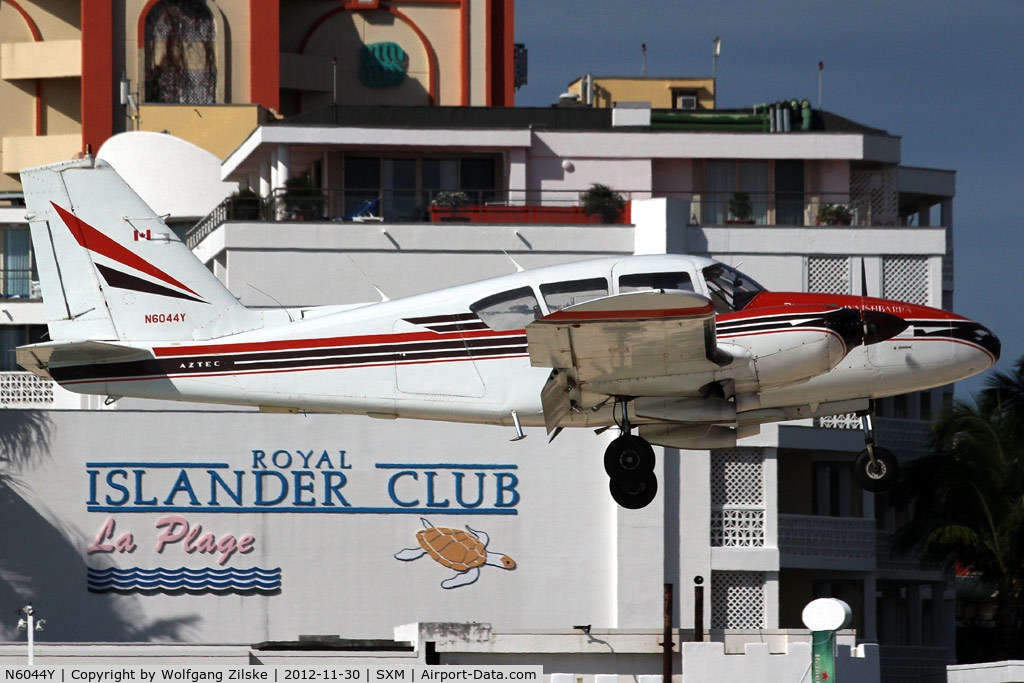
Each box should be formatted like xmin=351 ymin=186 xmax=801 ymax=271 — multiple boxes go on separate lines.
xmin=0 ymin=372 xmax=54 ymax=406
xmin=710 ymin=448 xmax=764 ymax=506
xmin=711 ymin=448 xmax=766 ymax=547
xmin=711 ymin=571 xmax=766 ymax=629
xmin=816 ymin=413 xmax=861 ymax=429
xmin=883 ymin=256 xmax=929 ymax=306
xmin=807 ymin=257 xmax=850 ymax=294
xmin=710 ymin=508 xmax=765 ymax=547
xmin=850 ymin=168 xmax=898 ymax=226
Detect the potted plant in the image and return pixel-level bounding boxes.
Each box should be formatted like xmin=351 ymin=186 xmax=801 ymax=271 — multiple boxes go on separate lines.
xmin=226 ymin=187 xmax=262 ymax=220
xmin=280 ymin=174 xmax=323 ymax=220
xmin=728 ymin=192 xmax=754 ymax=223
xmin=430 ymin=190 xmax=470 ymax=221
xmin=816 ymin=203 xmax=853 ymax=226
xmin=581 ymin=183 xmax=626 ymax=223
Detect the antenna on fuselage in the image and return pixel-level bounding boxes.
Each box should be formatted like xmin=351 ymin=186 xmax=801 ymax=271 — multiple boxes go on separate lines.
xmin=502 ymin=250 xmax=525 ymax=273
xmin=247 ymin=283 xmax=295 ymax=322
xmin=347 ymin=256 xmax=390 ymax=302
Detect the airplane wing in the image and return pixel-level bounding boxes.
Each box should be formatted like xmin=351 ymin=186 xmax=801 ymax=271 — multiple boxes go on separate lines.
xmin=526 ymin=290 xmax=729 ymax=432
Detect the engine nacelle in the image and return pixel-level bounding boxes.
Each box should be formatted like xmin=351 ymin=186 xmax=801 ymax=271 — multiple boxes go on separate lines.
xmin=745 ymin=328 xmax=848 ymax=391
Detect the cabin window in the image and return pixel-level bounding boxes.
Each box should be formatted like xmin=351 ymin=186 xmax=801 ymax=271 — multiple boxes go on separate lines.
xmin=703 ymin=263 xmax=764 ymax=313
xmin=470 ymin=287 xmax=541 ymax=331
xmin=618 ymin=271 xmax=694 ymax=293
xmin=539 ymin=278 xmax=608 ymax=312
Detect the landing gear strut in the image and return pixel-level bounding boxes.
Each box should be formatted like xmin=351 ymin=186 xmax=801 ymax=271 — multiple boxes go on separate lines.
xmin=853 ymin=411 xmax=899 ymax=493
xmin=604 ymin=400 xmax=658 ymax=509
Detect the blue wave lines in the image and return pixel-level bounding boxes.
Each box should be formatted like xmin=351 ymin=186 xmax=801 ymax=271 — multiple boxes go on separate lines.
xmin=87 ymin=566 xmax=281 ymax=592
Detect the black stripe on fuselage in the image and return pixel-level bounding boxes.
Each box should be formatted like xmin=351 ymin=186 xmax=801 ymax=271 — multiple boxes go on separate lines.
xmin=49 ymin=335 xmax=528 ymax=383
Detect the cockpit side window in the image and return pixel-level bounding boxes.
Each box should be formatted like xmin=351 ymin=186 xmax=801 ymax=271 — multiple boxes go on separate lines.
xmin=470 ymin=286 xmax=541 ymax=331
xmin=703 ymin=263 xmax=765 ymax=313
xmin=618 ymin=271 xmax=695 ymax=293
xmin=540 ymin=278 xmax=609 ymax=312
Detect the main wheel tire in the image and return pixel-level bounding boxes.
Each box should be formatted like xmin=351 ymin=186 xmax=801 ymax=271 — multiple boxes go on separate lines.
xmin=853 ymin=446 xmax=900 ymax=493
xmin=609 ymin=472 xmax=659 ymax=509
xmin=604 ymin=435 xmax=656 ymax=482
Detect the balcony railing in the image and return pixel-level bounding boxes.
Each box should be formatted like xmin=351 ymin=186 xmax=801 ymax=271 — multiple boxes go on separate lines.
xmin=778 ymin=514 xmax=876 ymax=565
xmin=878 ymin=645 xmax=948 ymax=683
xmin=0 ymin=270 xmax=38 ymax=299
xmin=187 ymin=187 xmax=919 ymax=247
xmin=876 ymin=531 xmax=946 ymax=577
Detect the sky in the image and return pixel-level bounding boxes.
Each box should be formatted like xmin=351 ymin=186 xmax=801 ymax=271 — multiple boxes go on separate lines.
xmin=514 ymin=0 xmax=1024 ymax=398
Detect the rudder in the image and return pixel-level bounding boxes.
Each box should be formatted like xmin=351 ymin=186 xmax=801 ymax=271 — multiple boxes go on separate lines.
xmin=21 ymin=157 xmax=262 ymax=342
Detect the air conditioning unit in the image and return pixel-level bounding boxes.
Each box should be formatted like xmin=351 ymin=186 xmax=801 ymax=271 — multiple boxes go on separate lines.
xmin=676 ymin=94 xmax=698 ymax=110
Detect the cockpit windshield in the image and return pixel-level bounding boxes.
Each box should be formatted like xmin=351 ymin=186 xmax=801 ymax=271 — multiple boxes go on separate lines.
xmin=703 ymin=263 xmax=765 ymax=313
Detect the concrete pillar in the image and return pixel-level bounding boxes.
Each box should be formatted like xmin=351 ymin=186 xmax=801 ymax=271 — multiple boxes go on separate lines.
xmin=615 ymin=446 xmax=666 ymax=628
xmin=837 ymin=464 xmax=851 ymax=517
xmin=863 ymin=575 xmax=878 ymax=642
xmin=907 ymin=584 xmax=923 ymax=646
xmin=940 ymin=197 xmax=954 ymax=232
xmin=506 ymin=149 xmax=527 ymax=205
xmin=677 ymin=446 xmax=712 ymax=632
xmin=259 ymin=162 xmax=271 ymax=199
xmin=269 ymin=147 xmax=279 ymax=191
xmin=276 ymin=144 xmax=292 ymax=189
xmin=815 ymin=465 xmax=830 ymax=516
xmin=917 ymin=200 xmax=932 ymax=227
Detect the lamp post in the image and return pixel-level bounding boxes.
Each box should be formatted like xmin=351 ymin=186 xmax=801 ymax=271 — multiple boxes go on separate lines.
xmin=15 ymin=604 xmax=45 ymax=666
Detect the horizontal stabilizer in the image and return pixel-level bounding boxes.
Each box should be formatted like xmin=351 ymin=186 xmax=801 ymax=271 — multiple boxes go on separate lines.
xmin=17 ymin=341 xmax=152 ymax=380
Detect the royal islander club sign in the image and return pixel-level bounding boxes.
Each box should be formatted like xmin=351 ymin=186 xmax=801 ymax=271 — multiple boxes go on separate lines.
xmin=83 ymin=448 xmax=520 ymax=593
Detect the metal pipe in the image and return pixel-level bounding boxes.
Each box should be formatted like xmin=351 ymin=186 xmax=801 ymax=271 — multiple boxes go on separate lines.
xmin=694 ymin=576 xmax=705 ymax=642
xmin=663 ymin=583 xmax=674 ymax=682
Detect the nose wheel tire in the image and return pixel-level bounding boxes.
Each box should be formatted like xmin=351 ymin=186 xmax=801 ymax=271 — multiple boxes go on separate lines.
xmin=853 ymin=446 xmax=900 ymax=493
xmin=609 ymin=473 xmax=658 ymax=509
xmin=604 ymin=435 xmax=656 ymax=482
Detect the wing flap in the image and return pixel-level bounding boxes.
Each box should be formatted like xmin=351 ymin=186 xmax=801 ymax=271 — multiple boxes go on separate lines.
xmin=526 ymin=290 xmax=722 ymax=386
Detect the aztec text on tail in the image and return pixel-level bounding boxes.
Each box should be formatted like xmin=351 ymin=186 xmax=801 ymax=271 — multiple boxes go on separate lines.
xmin=17 ymin=158 xmax=1000 ymax=508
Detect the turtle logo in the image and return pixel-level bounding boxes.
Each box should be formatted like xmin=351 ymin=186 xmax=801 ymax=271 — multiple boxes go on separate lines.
xmin=395 ymin=518 xmax=516 ymax=589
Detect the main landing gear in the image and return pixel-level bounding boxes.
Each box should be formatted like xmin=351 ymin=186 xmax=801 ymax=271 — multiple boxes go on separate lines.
xmin=604 ymin=400 xmax=658 ymax=509
xmin=853 ymin=411 xmax=900 ymax=493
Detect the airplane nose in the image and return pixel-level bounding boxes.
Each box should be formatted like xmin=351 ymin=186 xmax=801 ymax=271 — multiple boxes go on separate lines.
xmin=861 ymin=310 xmax=910 ymax=346
xmin=968 ymin=323 xmax=1001 ymax=361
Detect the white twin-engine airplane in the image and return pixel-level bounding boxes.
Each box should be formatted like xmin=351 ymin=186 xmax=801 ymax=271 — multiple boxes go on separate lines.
xmin=17 ymin=158 xmax=999 ymax=509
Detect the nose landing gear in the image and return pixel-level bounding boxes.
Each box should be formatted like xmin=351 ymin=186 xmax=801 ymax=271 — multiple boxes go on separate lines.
xmin=604 ymin=400 xmax=658 ymax=509
xmin=853 ymin=412 xmax=900 ymax=493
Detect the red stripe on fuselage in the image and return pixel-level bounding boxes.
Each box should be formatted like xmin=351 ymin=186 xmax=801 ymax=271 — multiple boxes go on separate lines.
xmin=153 ymin=328 xmax=525 ymax=357
xmin=51 ymin=202 xmax=202 ymax=299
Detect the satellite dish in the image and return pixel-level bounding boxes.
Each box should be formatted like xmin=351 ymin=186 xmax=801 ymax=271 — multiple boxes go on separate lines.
xmin=801 ymin=598 xmax=852 ymax=631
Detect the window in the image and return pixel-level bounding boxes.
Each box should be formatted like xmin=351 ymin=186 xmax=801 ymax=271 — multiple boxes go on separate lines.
xmin=540 ymin=278 xmax=608 ymax=312
xmin=144 ymin=0 xmax=216 ymax=104
xmin=704 ymin=160 xmax=770 ymax=225
xmin=470 ymin=287 xmax=541 ymax=331
xmin=618 ymin=271 xmax=693 ymax=293
xmin=0 ymin=325 xmax=46 ymax=371
xmin=1 ymin=228 xmax=32 ymax=298
xmin=703 ymin=263 xmax=764 ymax=313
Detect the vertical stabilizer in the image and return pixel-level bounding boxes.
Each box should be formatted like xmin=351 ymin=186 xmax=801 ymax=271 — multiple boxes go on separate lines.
xmin=20 ymin=157 xmax=262 ymax=342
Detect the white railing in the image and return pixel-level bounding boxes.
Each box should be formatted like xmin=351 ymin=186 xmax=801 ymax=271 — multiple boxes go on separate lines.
xmin=0 ymin=371 xmax=53 ymax=407
xmin=778 ymin=514 xmax=876 ymax=560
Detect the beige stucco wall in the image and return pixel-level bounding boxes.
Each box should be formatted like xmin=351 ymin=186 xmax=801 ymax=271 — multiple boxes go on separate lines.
xmin=0 ymin=39 xmax=80 ymax=79
xmin=568 ymin=77 xmax=717 ymax=109
xmin=137 ymin=104 xmax=265 ymax=159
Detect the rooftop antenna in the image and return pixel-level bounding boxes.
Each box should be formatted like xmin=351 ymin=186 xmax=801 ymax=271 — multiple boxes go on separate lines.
xmin=818 ymin=61 xmax=824 ymax=109
xmin=640 ymin=43 xmax=647 ymax=77
xmin=712 ymin=37 xmax=720 ymax=105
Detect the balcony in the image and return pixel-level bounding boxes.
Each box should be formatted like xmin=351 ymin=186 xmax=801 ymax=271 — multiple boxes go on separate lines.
xmin=778 ymin=514 xmax=876 ymax=570
xmin=878 ymin=645 xmax=948 ymax=683
xmin=876 ymin=531 xmax=946 ymax=580
xmin=0 ymin=40 xmax=81 ymax=80
xmin=187 ymin=187 xmax=940 ymax=250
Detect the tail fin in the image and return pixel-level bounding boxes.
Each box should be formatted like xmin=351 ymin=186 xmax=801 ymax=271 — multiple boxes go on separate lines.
xmin=20 ymin=157 xmax=262 ymax=342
